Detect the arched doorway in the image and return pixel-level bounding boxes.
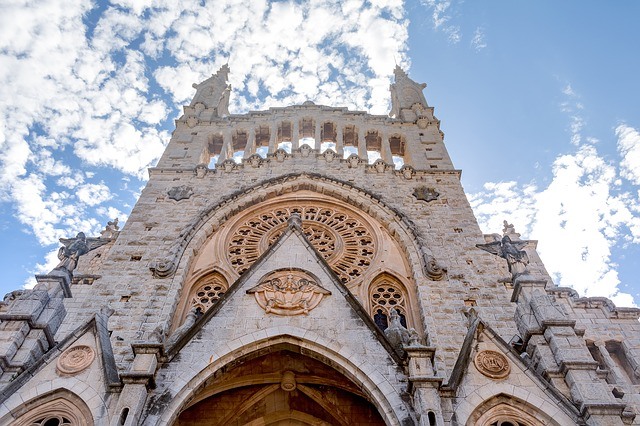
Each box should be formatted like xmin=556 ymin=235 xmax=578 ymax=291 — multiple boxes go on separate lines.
xmin=174 ymin=343 xmax=386 ymax=426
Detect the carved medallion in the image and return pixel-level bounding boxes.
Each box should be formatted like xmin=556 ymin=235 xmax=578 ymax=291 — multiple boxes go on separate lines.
xmin=247 ymin=270 xmax=330 ymax=316
xmin=474 ymin=350 xmax=510 ymax=379
xmin=413 ymin=186 xmax=439 ymax=203
xmin=167 ymin=185 xmax=194 ymax=201
xmin=227 ymin=203 xmax=377 ymax=284
xmin=57 ymin=345 xmax=95 ymax=375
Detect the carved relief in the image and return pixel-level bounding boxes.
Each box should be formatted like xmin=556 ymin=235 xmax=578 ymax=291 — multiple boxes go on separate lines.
xmin=227 ymin=204 xmax=377 ymax=284
xmin=247 ymin=270 xmax=330 ymax=315
xmin=474 ymin=350 xmax=510 ymax=379
xmin=413 ymin=186 xmax=439 ymax=202
xmin=168 ymin=185 xmax=194 ymax=201
xmin=57 ymin=345 xmax=95 ymax=375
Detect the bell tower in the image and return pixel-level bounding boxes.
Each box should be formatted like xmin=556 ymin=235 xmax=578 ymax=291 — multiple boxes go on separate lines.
xmin=1 ymin=66 xmax=639 ymax=426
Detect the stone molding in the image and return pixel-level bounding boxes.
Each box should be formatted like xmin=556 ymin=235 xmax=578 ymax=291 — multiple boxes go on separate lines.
xmin=473 ymin=350 xmax=510 ymax=380
xmin=56 ymin=345 xmax=95 ymax=375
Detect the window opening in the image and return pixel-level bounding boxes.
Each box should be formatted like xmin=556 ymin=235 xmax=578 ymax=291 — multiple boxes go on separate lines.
xmin=188 ymin=273 xmax=229 ymax=317
xmin=300 ymin=118 xmax=315 ymax=139
xmin=370 ymin=277 xmax=408 ymax=331
xmin=231 ymin=130 xmax=247 ymax=163
xmin=365 ymin=131 xmax=382 ymax=164
xmin=255 ymin=125 xmax=270 ymax=158
xmin=320 ymin=122 xmax=336 ymax=153
xmin=343 ymin=125 xmax=359 ymax=158
xmin=605 ymin=341 xmax=640 ymax=384
xmin=389 ymin=135 xmax=405 ymax=169
xmin=207 ymin=133 xmax=224 ymax=168
xmin=277 ymin=121 xmax=292 ymax=142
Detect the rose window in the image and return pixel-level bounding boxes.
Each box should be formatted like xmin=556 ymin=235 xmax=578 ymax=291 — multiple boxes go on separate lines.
xmin=227 ymin=205 xmax=376 ymax=284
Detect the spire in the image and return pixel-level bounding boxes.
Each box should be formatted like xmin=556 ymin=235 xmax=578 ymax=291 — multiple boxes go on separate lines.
xmin=389 ymin=66 xmax=429 ymax=122
xmin=190 ymin=64 xmax=232 ymax=117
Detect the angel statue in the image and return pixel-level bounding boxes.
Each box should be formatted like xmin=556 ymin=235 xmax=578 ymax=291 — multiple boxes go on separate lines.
xmin=477 ymin=235 xmax=529 ymax=279
xmin=54 ymin=232 xmax=109 ymax=275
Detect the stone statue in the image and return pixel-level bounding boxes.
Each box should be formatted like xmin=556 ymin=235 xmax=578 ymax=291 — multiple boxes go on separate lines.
xmin=216 ymin=84 xmax=231 ymax=117
xmin=100 ymin=218 xmax=120 ymax=239
xmin=502 ymin=220 xmax=520 ymax=240
xmin=384 ymin=309 xmax=411 ymax=355
xmin=54 ymin=232 xmax=109 ymax=275
xmin=477 ymin=235 xmax=529 ymax=279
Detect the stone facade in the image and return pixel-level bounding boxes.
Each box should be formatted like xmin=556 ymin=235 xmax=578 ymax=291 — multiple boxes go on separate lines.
xmin=0 ymin=66 xmax=639 ymax=425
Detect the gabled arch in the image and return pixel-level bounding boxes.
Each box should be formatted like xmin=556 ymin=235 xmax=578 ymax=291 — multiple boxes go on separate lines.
xmin=156 ymin=330 xmax=412 ymax=426
xmin=466 ymin=394 xmax=562 ymax=426
xmin=5 ymin=389 xmax=94 ymax=426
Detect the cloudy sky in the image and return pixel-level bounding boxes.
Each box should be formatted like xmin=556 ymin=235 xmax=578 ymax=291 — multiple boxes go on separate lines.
xmin=1 ymin=1 xmax=639 ymax=307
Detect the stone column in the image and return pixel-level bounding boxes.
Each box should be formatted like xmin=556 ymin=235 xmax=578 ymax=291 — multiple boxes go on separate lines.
xmin=315 ymin=119 xmax=322 ymax=151
xmin=268 ymin=122 xmax=277 ymax=154
xmin=244 ymin=127 xmax=256 ymax=159
xmin=336 ymin=122 xmax=344 ymax=157
xmin=292 ymin=120 xmax=299 ymax=150
xmin=113 ymin=343 xmax=162 ymax=426
xmin=357 ymin=128 xmax=367 ymax=161
xmin=381 ymin=131 xmax=393 ymax=164
xmin=405 ymin=346 xmax=444 ymax=426
xmin=218 ymin=127 xmax=232 ymax=163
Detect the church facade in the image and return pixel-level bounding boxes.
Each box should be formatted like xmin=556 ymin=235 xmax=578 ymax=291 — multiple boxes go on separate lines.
xmin=0 ymin=66 xmax=639 ymax=425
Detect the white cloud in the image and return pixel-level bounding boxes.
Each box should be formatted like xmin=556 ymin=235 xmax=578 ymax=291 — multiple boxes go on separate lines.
xmin=0 ymin=0 xmax=410 ymax=293
xmin=471 ymin=27 xmax=487 ymax=51
xmin=616 ymin=124 xmax=640 ymax=186
xmin=470 ymin=87 xmax=640 ymax=307
xmin=76 ymin=182 xmax=112 ymax=206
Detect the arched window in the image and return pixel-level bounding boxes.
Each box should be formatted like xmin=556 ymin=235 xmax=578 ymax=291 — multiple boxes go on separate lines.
xmin=188 ymin=272 xmax=229 ymax=316
xmin=9 ymin=391 xmax=94 ymax=426
xmin=369 ymin=274 xmax=409 ymax=332
xmin=299 ymin=118 xmax=315 ymax=147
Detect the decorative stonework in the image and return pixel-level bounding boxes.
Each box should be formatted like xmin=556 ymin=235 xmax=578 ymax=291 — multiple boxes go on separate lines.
xmin=227 ymin=203 xmax=377 ymax=284
xmin=413 ymin=186 xmax=439 ymax=202
xmin=168 ymin=185 xmax=194 ymax=201
xmin=474 ymin=350 xmax=510 ymax=379
xmin=190 ymin=275 xmax=227 ymax=313
xmin=247 ymin=270 xmax=330 ymax=315
xmin=57 ymin=345 xmax=95 ymax=375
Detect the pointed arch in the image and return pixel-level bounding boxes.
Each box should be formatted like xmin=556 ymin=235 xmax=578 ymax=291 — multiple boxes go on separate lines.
xmin=155 ymin=330 xmax=412 ymax=426
xmin=5 ymin=389 xmax=94 ymax=426
xmin=171 ymin=270 xmax=229 ymax=331
xmin=368 ymin=272 xmax=414 ymax=332
xmin=465 ymin=394 xmax=566 ymax=426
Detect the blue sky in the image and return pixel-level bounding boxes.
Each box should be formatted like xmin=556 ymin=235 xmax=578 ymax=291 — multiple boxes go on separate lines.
xmin=1 ymin=0 xmax=639 ymax=306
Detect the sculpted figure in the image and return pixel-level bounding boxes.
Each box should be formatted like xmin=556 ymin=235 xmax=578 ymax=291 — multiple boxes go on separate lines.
xmin=477 ymin=235 xmax=529 ymax=279
xmin=54 ymin=232 xmax=109 ymax=275
xmin=384 ymin=309 xmax=411 ymax=355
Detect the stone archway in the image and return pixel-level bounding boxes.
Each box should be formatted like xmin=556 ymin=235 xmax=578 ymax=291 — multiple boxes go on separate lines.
xmin=173 ymin=343 xmax=386 ymax=426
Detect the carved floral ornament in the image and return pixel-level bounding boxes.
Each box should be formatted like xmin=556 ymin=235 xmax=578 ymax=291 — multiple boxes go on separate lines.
xmin=56 ymin=345 xmax=95 ymax=375
xmin=474 ymin=350 xmax=511 ymax=379
xmin=247 ymin=270 xmax=330 ymax=316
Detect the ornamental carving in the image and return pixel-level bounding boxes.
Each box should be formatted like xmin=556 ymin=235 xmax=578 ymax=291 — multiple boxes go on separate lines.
xmin=168 ymin=185 xmax=194 ymax=201
xmin=474 ymin=350 xmax=510 ymax=379
xmin=413 ymin=186 xmax=439 ymax=202
xmin=57 ymin=345 xmax=95 ymax=375
xmin=227 ymin=204 xmax=377 ymax=284
xmin=247 ymin=270 xmax=330 ymax=315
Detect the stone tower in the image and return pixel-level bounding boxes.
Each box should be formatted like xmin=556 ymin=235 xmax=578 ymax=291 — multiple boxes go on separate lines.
xmin=0 ymin=66 xmax=639 ymax=426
